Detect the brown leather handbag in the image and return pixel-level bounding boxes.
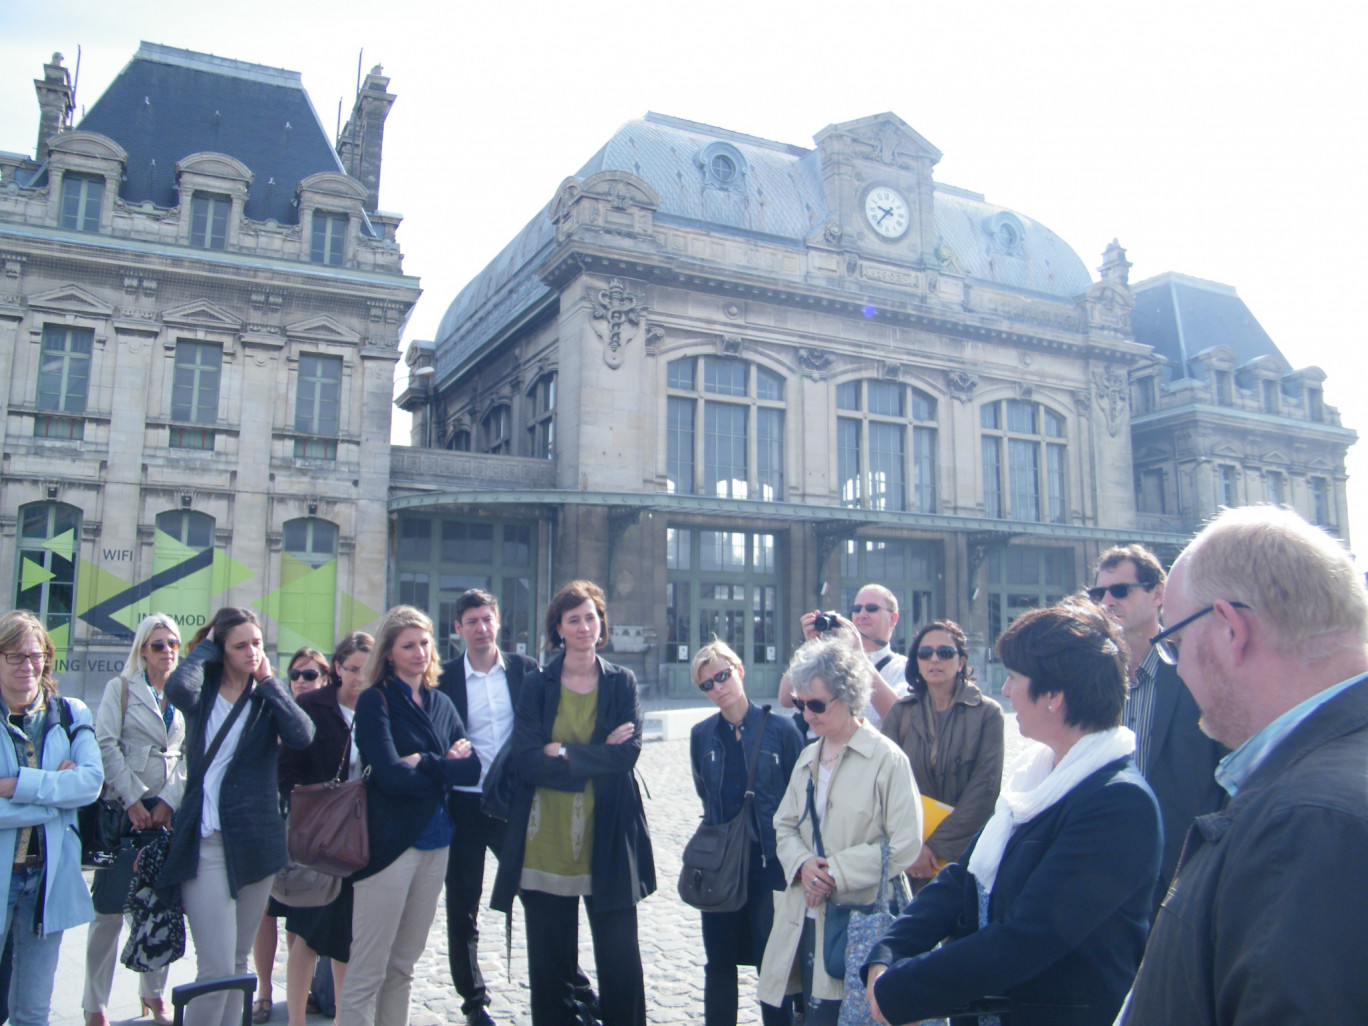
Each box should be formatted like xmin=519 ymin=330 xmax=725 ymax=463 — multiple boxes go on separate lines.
xmin=287 ymin=729 xmax=368 ymax=876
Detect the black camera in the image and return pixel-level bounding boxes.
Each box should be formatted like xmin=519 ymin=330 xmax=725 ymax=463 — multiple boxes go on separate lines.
xmin=812 ymin=611 xmax=844 ymax=634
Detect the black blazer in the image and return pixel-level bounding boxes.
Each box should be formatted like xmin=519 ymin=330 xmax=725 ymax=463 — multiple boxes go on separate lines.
xmin=352 ymin=676 xmax=479 ymax=881
xmin=490 ymin=653 xmax=656 ymax=915
xmin=1142 ymin=661 xmax=1226 ymax=906
xmin=865 ymin=757 xmax=1161 ymax=1026
xmin=436 ymin=649 xmax=537 ymax=727
xmin=159 ymin=639 xmax=314 ymax=897
xmin=278 ymin=684 xmax=354 ymax=799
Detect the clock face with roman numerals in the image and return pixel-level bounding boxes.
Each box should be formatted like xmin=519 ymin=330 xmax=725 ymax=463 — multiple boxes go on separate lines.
xmin=864 ymin=187 xmax=910 ymax=239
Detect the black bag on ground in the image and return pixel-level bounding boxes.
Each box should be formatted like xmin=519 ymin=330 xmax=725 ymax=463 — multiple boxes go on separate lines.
xmin=677 ymin=709 xmax=769 ymax=913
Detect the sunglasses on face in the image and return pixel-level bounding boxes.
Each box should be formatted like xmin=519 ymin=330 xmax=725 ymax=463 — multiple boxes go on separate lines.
xmin=1087 ymin=582 xmax=1153 ymax=603
xmin=288 ymin=668 xmax=321 ymax=682
xmin=917 ymin=645 xmax=960 ymax=661
xmin=148 ymin=639 xmax=180 ymax=652
xmin=851 ymin=604 xmax=886 ymax=615
xmin=793 ymin=696 xmax=829 ymax=715
xmin=697 ymin=665 xmax=735 ymax=691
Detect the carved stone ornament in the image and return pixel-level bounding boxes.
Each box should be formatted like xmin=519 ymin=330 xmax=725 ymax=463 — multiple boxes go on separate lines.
xmin=880 ymin=361 xmax=902 ymax=380
xmin=823 ymin=221 xmax=843 ymax=245
xmin=946 ymin=370 xmax=978 ymax=402
xmin=644 ymin=323 xmax=664 ymax=355
xmin=1093 ymin=369 xmax=1130 ymax=437
xmin=720 ymin=335 xmax=743 ymax=356
xmin=1073 ymin=389 xmax=1093 ymax=414
xmin=797 ymin=347 xmax=835 ymax=373
xmin=590 ymin=279 xmax=645 ymax=369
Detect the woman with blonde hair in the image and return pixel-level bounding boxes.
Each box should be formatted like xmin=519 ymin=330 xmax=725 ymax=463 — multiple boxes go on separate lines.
xmin=83 ymin=613 xmax=187 ymax=1026
xmin=336 ymin=608 xmax=477 ymax=1026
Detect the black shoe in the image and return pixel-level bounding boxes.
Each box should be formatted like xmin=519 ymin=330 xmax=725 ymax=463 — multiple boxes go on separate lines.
xmin=465 ymin=1010 xmax=495 ymax=1026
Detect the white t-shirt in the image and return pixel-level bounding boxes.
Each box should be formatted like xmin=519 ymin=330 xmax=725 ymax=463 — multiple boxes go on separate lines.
xmin=200 ymin=692 xmax=249 ymax=837
xmin=862 ymin=644 xmax=909 ymax=730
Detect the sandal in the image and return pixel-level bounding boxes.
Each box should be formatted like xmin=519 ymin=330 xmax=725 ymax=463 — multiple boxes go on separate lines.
xmin=252 ymin=999 xmax=273 ymax=1024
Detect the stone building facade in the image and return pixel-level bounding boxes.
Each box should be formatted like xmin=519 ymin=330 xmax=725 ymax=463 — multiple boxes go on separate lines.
xmin=396 ymin=112 xmax=1210 ymax=696
xmin=0 ymin=45 xmax=419 ymax=701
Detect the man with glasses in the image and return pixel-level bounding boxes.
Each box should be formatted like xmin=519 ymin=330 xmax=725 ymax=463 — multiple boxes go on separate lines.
xmin=1120 ymin=507 xmax=1368 ymax=1025
xmin=1092 ymin=545 xmax=1225 ymax=910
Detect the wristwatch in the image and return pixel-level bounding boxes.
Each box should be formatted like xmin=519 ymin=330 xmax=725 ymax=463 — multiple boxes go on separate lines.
xmin=558 ymin=743 xmax=567 ymax=759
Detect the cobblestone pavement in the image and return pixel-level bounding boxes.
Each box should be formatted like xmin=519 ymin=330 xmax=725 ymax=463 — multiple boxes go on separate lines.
xmin=55 ymin=710 xmax=1025 ymax=1026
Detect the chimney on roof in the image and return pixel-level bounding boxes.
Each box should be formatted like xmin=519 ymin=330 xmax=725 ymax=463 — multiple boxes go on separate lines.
xmin=34 ymin=52 xmax=74 ymax=161
xmin=337 ymin=64 xmax=394 ymax=213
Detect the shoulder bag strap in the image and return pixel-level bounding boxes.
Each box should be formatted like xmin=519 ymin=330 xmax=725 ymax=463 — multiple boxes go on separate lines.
xmin=805 ymin=774 xmax=824 ymax=858
xmin=190 ymin=684 xmax=252 ymax=790
xmin=874 ymin=654 xmax=893 ymax=673
xmin=741 ymin=707 xmax=770 ymax=839
xmin=332 ymin=717 xmax=354 ymax=783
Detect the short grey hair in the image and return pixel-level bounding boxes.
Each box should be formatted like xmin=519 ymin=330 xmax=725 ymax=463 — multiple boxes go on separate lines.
xmin=122 ymin=613 xmax=181 ymax=681
xmin=786 ymin=637 xmax=871 ymax=716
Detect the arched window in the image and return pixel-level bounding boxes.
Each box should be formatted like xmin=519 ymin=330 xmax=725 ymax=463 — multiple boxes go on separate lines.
xmin=15 ymin=502 xmax=80 ymax=643
xmin=836 ymin=380 xmax=938 ymax=512
xmin=666 ymin=356 xmax=785 ymax=501
xmin=283 ymin=517 xmax=338 ymax=570
xmin=526 ymin=373 xmax=556 ymax=460
xmin=981 ymin=400 xmax=1067 ymax=523
xmin=279 ymin=518 xmax=340 ymax=654
xmin=481 ymin=404 xmax=511 ymax=455
xmin=151 ymin=510 xmax=217 ymax=627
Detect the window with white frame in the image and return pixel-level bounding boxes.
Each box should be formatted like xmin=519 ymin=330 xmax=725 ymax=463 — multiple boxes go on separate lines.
xmin=526 ymin=373 xmax=556 ymax=459
xmin=59 ymin=174 xmax=104 ymax=232
xmin=981 ymin=399 xmax=1067 ymax=522
xmin=836 ymin=380 xmax=938 ymax=512
xmin=189 ymin=193 xmax=231 ymax=250
xmin=170 ymin=340 xmax=221 ymax=450
xmin=665 ymin=356 xmax=784 ymax=500
xmin=35 ymin=325 xmax=92 ymax=440
xmin=311 ymin=212 xmax=347 ymax=266
xmin=481 ymin=404 xmax=511 ymax=455
xmin=294 ymin=354 xmax=342 ymax=459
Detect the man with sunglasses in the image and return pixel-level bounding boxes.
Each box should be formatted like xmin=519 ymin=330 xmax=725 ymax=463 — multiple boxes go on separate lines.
xmin=1092 ymin=545 xmax=1224 ymax=911
xmin=1120 ymin=507 xmax=1368 ymax=1025
xmin=845 ymin=585 xmax=908 ymax=728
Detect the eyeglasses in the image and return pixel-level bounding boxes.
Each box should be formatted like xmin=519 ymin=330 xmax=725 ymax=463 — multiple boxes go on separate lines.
xmin=793 ymin=697 xmax=829 ymax=715
xmin=696 ymin=665 xmax=736 ymax=691
xmin=1150 ymin=602 xmax=1250 ymax=665
xmin=288 ymin=668 xmax=321 ymax=682
xmin=2 ymin=652 xmax=43 ymax=667
xmin=851 ymin=604 xmax=887 ymax=615
xmin=917 ymin=645 xmax=960 ymax=661
xmin=1087 ymin=582 xmax=1154 ymax=603
xmin=148 ymin=640 xmax=180 ymax=652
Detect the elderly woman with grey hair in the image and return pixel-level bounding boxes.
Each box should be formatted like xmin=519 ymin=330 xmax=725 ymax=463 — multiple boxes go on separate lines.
xmin=84 ymin=612 xmax=187 ymax=1026
xmin=758 ymin=636 xmax=922 ymax=1026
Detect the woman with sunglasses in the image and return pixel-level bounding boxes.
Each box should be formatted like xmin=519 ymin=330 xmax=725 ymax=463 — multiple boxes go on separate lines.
xmin=274 ymin=633 xmax=373 ymax=1026
xmin=83 ymin=613 xmax=187 ymax=1026
xmin=758 ymin=635 xmax=921 ymax=1026
xmin=688 ymin=639 xmax=804 ymax=1026
xmin=881 ymin=620 xmax=1004 ymax=886
xmin=862 ymin=604 xmax=1160 ymax=1026
xmin=253 ymin=647 xmax=333 ymax=1021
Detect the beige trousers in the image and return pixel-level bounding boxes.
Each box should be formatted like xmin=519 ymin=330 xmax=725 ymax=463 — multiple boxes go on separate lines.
xmin=337 ymin=846 xmax=449 ymax=1026
xmin=83 ymin=910 xmax=170 ymax=1013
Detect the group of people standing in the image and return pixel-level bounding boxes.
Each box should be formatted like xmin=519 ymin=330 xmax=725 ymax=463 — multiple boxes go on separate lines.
xmin=3 ymin=503 xmax=1367 ymax=1026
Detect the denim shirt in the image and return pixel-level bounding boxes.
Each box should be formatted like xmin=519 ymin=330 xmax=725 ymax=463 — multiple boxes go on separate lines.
xmin=689 ymin=702 xmax=804 ymax=867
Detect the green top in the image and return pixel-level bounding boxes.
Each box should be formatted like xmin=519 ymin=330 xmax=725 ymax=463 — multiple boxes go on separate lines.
xmin=520 ymin=686 xmax=598 ymax=896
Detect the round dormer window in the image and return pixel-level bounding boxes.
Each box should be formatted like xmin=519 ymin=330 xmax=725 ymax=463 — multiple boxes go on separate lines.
xmin=710 ymin=153 xmax=737 ymax=183
xmin=698 ymin=142 xmax=747 ymax=192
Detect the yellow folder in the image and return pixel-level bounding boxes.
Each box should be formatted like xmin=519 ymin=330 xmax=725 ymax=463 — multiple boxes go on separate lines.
xmin=921 ymin=795 xmax=954 ymax=840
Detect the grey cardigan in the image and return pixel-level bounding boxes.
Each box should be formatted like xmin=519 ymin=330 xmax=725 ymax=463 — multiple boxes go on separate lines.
xmin=158 ymin=639 xmax=314 ymax=897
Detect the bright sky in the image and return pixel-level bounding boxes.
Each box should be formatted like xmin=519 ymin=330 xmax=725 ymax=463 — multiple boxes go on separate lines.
xmin=4 ymin=1 xmax=1367 ymax=548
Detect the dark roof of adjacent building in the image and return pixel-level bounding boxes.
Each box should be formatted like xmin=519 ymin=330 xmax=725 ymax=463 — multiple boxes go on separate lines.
xmin=77 ymin=41 xmax=344 ymax=225
xmin=1131 ymin=272 xmax=1288 ymax=377
xmin=434 ymin=112 xmax=1093 ymax=377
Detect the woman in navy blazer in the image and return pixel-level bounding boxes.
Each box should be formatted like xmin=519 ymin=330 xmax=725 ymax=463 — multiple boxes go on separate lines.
xmin=336 ymin=607 xmax=478 ymax=1026
xmin=863 ymin=604 xmax=1161 ymax=1026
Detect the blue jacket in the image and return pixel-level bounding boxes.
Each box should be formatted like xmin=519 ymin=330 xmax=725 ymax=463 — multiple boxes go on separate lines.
xmin=689 ymin=702 xmax=803 ymax=869
xmin=0 ymin=695 xmax=104 ymax=936
xmin=866 ymin=756 xmax=1160 ymax=1026
xmin=353 ymin=676 xmax=479 ymax=881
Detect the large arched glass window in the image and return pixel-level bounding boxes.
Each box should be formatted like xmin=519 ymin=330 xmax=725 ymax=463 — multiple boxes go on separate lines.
xmin=15 ymin=502 xmax=80 ymax=645
xmin=836 ymin=380 xmax=938 ymax=512
xmin=666 ymin=356 xmax=785 ymax=501
xmin=981 ymin=399 xmax=1067 ymax=523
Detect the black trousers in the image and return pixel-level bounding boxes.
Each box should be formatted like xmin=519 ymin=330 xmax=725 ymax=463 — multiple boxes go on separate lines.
xmin=701 ymin=875 xmax=792 ymax=1026
xmin=519 ymin=889 xmax=644 ymax=1026
xmin=445 ymin=791 xmax=505 ymax=1014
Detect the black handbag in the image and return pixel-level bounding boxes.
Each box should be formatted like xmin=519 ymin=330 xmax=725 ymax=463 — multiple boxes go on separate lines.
xmin=678 ymin=709 xmax=769 ymax=913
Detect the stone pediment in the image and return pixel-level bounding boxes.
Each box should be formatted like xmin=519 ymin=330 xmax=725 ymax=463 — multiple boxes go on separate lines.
xmin=549 ymin=172 xmax=659 ymax=244
xmin=286 ymin=315 xmax=361 ymax=345
xmin=1210 ymin=442 xmax=1244 ymax=460
xmin=814 ymin=113 xmax=942 ymax=170
xmin=163 ymin=300 xmax=243 ymax=331
xmin=28 ymin=283 xmax=115 ymax=317
xmin=47 ymin=130 xmax=128 ymax=165
xmin=298 ymin=172 xmax=368 ymax=202
xmin=176 ymin=152 xmax=253 ymax=185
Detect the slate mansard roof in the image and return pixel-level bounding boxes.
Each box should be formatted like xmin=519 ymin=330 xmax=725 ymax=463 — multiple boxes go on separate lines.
xmin=435 ymin=112 xmax=1094 ymax=379
xmin=1130 ymin=272 xmax=1289 ymax=379
xmin=77 ymin=41 xmax=345 ymax=226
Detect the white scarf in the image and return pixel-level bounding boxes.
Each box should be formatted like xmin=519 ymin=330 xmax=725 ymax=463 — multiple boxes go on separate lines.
xmin=967 ymin=726 xmax=1136 ymax=893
